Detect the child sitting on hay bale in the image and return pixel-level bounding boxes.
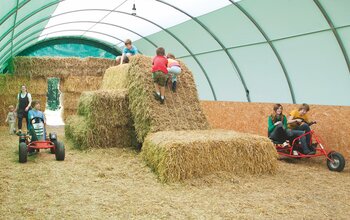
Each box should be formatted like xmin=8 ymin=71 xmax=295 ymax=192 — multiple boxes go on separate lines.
xmin=152 ymin=47 xmax=168 ymax=104
xmin=166 ymin=53 xmax=182 ymax=92
xmin=115 ymin=39 xmax=138 ymax=65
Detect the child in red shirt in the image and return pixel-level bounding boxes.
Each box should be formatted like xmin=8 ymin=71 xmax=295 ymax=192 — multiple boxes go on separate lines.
xmin=152 ymin=47 xmax=168 ymax=104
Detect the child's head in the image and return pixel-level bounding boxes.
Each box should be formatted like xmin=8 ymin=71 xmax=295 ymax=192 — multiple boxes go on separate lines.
xmin=32 ymin=100 xmax=41 ymax=110
xmin=166 ymin=53 xmax=175 ymax=59
xmin=156 ymin=47 xmax=165 ymax=56
xmin=273 ymin=103 xmax=283 ymax=115
xmin=298 ymin=103 xmax=310 ymax=116
xmin=124 ymin=39 xmax=132 ymax=50
xmin=8 ymin=105 xmax=14 ymax=111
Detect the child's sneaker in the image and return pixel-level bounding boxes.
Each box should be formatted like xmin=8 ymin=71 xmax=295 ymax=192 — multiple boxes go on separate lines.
xmin=160 ymin=97 xmax=165 ymax=104
xmin=153 ymin=92 xmax=160 ymax=101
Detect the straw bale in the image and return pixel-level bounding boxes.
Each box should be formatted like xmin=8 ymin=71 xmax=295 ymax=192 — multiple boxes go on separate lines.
xmin=0 ymin=74 xmax=31 ymax=96
xmin=85 ymin=125 xmax=136 ymax=149
xmin=61 ymin=76 xmax=103 ymax=93
xmin=62 ymin=92 xmax=81 ymax=110
xmin=63 ymin=108 xmax=77 ymax=122
xmin=13 ymin=57 xmax=115 ymax=77
xmin=65 ymin=115 xmax=136 ymax=149
xmin=100 ymin=64 xmax=129 ymax=90
xmin=65 ymin=115 xmax=88 ymax=148
xmin=142 ymin=130 xmax=278 ymax=182
xmin=77 ymin=90 xmax=130 ymax=127
xmin=127 ymin=55 xmax=210 ymax=142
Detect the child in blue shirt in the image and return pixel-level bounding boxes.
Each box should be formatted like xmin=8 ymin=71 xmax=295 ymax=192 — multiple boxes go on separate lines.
xmin=116 ymin=39 xmax=138 ymax=65
xmin=28 ymin=100 xmax=46 ymax=141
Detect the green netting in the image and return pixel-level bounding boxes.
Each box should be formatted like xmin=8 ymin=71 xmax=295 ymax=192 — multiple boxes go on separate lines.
xmin=169 ymin=19 xmax=221 ymax=55
xmin=14 ymin=2 xmax=58 ymax=46
xmin=196 ymin=51 xmax=246 ymax=101
xmin=318 ymin=0 xmax=350 ymax=28
xmin=240 ymin=0 xmax=329 ymax=40
xmin=338 ymin=27 xmax=350 ymax=59
xmin=143 ymin=30 xmax=190 ymax=58
xmin=197 ymin=5 xmax=265 ymax=48
xmin=180 ymin=56 xmax=214 ymax=100
xmin=228 ymin=43 xmax=292 ymax=103
xmin=19 ymin=43 xmax=116 ymax=59
xmin=274 ymin=31 xmax=350 ymax=105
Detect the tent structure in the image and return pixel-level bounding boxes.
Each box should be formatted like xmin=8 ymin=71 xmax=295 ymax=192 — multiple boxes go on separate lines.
xmin=1 ymin=0 xmax=349 ymax=105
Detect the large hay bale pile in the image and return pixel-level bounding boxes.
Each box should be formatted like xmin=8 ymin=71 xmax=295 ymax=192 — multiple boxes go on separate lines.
xmin=65 ymin=65 xmax=137 ymax=149
xmin=127 ymin=55 xmax=210 ymax=142
xmin=6 ymin=56 xmax=116 ymax=123
xmin=13 ymin=57 xmax=115 ymax=77
xmin=0 ymin=74 xmax=47 ymax=126
xmin=142 ymin=130 xmax=278 ymax=182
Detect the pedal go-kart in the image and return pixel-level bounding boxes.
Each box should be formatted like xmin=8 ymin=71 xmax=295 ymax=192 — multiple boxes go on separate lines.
xmin=274 ymin=128 xmax=345 ymax=172
xmin=18 ymin=117 xmax=65 ymax=163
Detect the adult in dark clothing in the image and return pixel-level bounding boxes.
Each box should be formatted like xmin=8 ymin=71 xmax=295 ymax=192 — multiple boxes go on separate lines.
xmin=15 ymin=85 xmax=32 ymax=132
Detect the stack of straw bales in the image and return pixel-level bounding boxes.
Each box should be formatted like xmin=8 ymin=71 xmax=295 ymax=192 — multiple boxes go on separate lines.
xmin=127 ymin=55 xmax=210 ymax=142
xmin=2 ymin=56 xmax=116 ymax=123
xmin=142 ymin=130 xmax=278 ymax=182
xmin=13 ymin=56 xmax=115 ymax=77
xmin=0 ymin=74 xmax=47 ymax=126
xmin=65 ymin=64 xmax=137 ymax=149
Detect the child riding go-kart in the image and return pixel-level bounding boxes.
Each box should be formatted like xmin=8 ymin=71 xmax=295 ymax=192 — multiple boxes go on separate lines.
xmin=18 ymin=116 xmax=65 ymax=163
xmin=275 ymin=126 xmax=345 ymax=172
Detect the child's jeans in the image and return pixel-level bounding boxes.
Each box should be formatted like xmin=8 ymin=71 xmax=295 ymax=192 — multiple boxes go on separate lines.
xmin=167 ymin=66 xmax=181 ymax=82
xmin=8 ymin=122 xmax=15 ymax=134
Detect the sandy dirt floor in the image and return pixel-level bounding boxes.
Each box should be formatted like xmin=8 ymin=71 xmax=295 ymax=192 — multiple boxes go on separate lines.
xmin=1 ymin=126 xmax=349 ymax=219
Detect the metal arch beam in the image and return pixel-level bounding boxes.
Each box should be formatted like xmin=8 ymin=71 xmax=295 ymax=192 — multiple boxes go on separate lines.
xmin=2 ymin=28 xmax=123 ymax=55
xmin=0 ymin=7 xmax=158 ymax=64
xmin=10 ymin=0 xmax=20 ymax=58
xmin=18 ymin=36 xmax=123 ymax=56
xmin=81 ymin=0 xmax=128 ymax=37
xmin=0 ymin=29 xmax=126 ymax=64
xmin=313 ymin=0 xmax=350 ymax=75
xmin=0 ymin=0 xmax=60 ymax=44
xmin=0 ymin=5 xmax=217 ymax=99
xmin=228 ymin=0 xmax=296 ymax=104
xmin=6 ymin=18 xmax=158 ymax=49
xmin=156 ymin=0 xmax=250 ymax=101
xmin=0 ymin=0 xmax=30 ymax=25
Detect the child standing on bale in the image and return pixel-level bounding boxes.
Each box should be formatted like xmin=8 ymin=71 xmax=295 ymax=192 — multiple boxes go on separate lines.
xmin=152 ymin=47 xmax=168 ymax=104
xmin=5 ymin=105 xmax=16 ymax=135
xmin=116 ymin=39 xmax=138 ymax=65
xmin=166 ymin=53 xmax=182 ymax=92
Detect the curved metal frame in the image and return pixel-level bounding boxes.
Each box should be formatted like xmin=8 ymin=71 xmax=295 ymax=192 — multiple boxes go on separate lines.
xmin=0 ymin=6 xmax=218 ymax=100
xmin=156 ymin=0 xmax=250 ymax=101
xmin=18 ymin=36 xmax=122 ymax=56
xmin=313 ymin=0 xmax=350 ymax=74
xmin=228 ymin=0 xmax=296 ymax=103
xmin=0 ymin=0 xmax=30 ymax=25
xmin=0 ymin=29 xmax=125 ymax=65
xmin=10 ymin=0 xmax=20 ymax=58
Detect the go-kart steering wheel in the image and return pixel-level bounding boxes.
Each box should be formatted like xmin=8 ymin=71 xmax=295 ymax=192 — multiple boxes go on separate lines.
xmin=30 ymin=116 xmax=44 ymax=125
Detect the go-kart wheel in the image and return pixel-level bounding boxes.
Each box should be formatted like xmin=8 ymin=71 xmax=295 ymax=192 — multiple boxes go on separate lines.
xmin=19 ymin=142 xmax=27 ymax=163
xmin=55 ymin=141 xmax=65 ymax=161
xmin=327 ymin=152 xmax=345 ymax=172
